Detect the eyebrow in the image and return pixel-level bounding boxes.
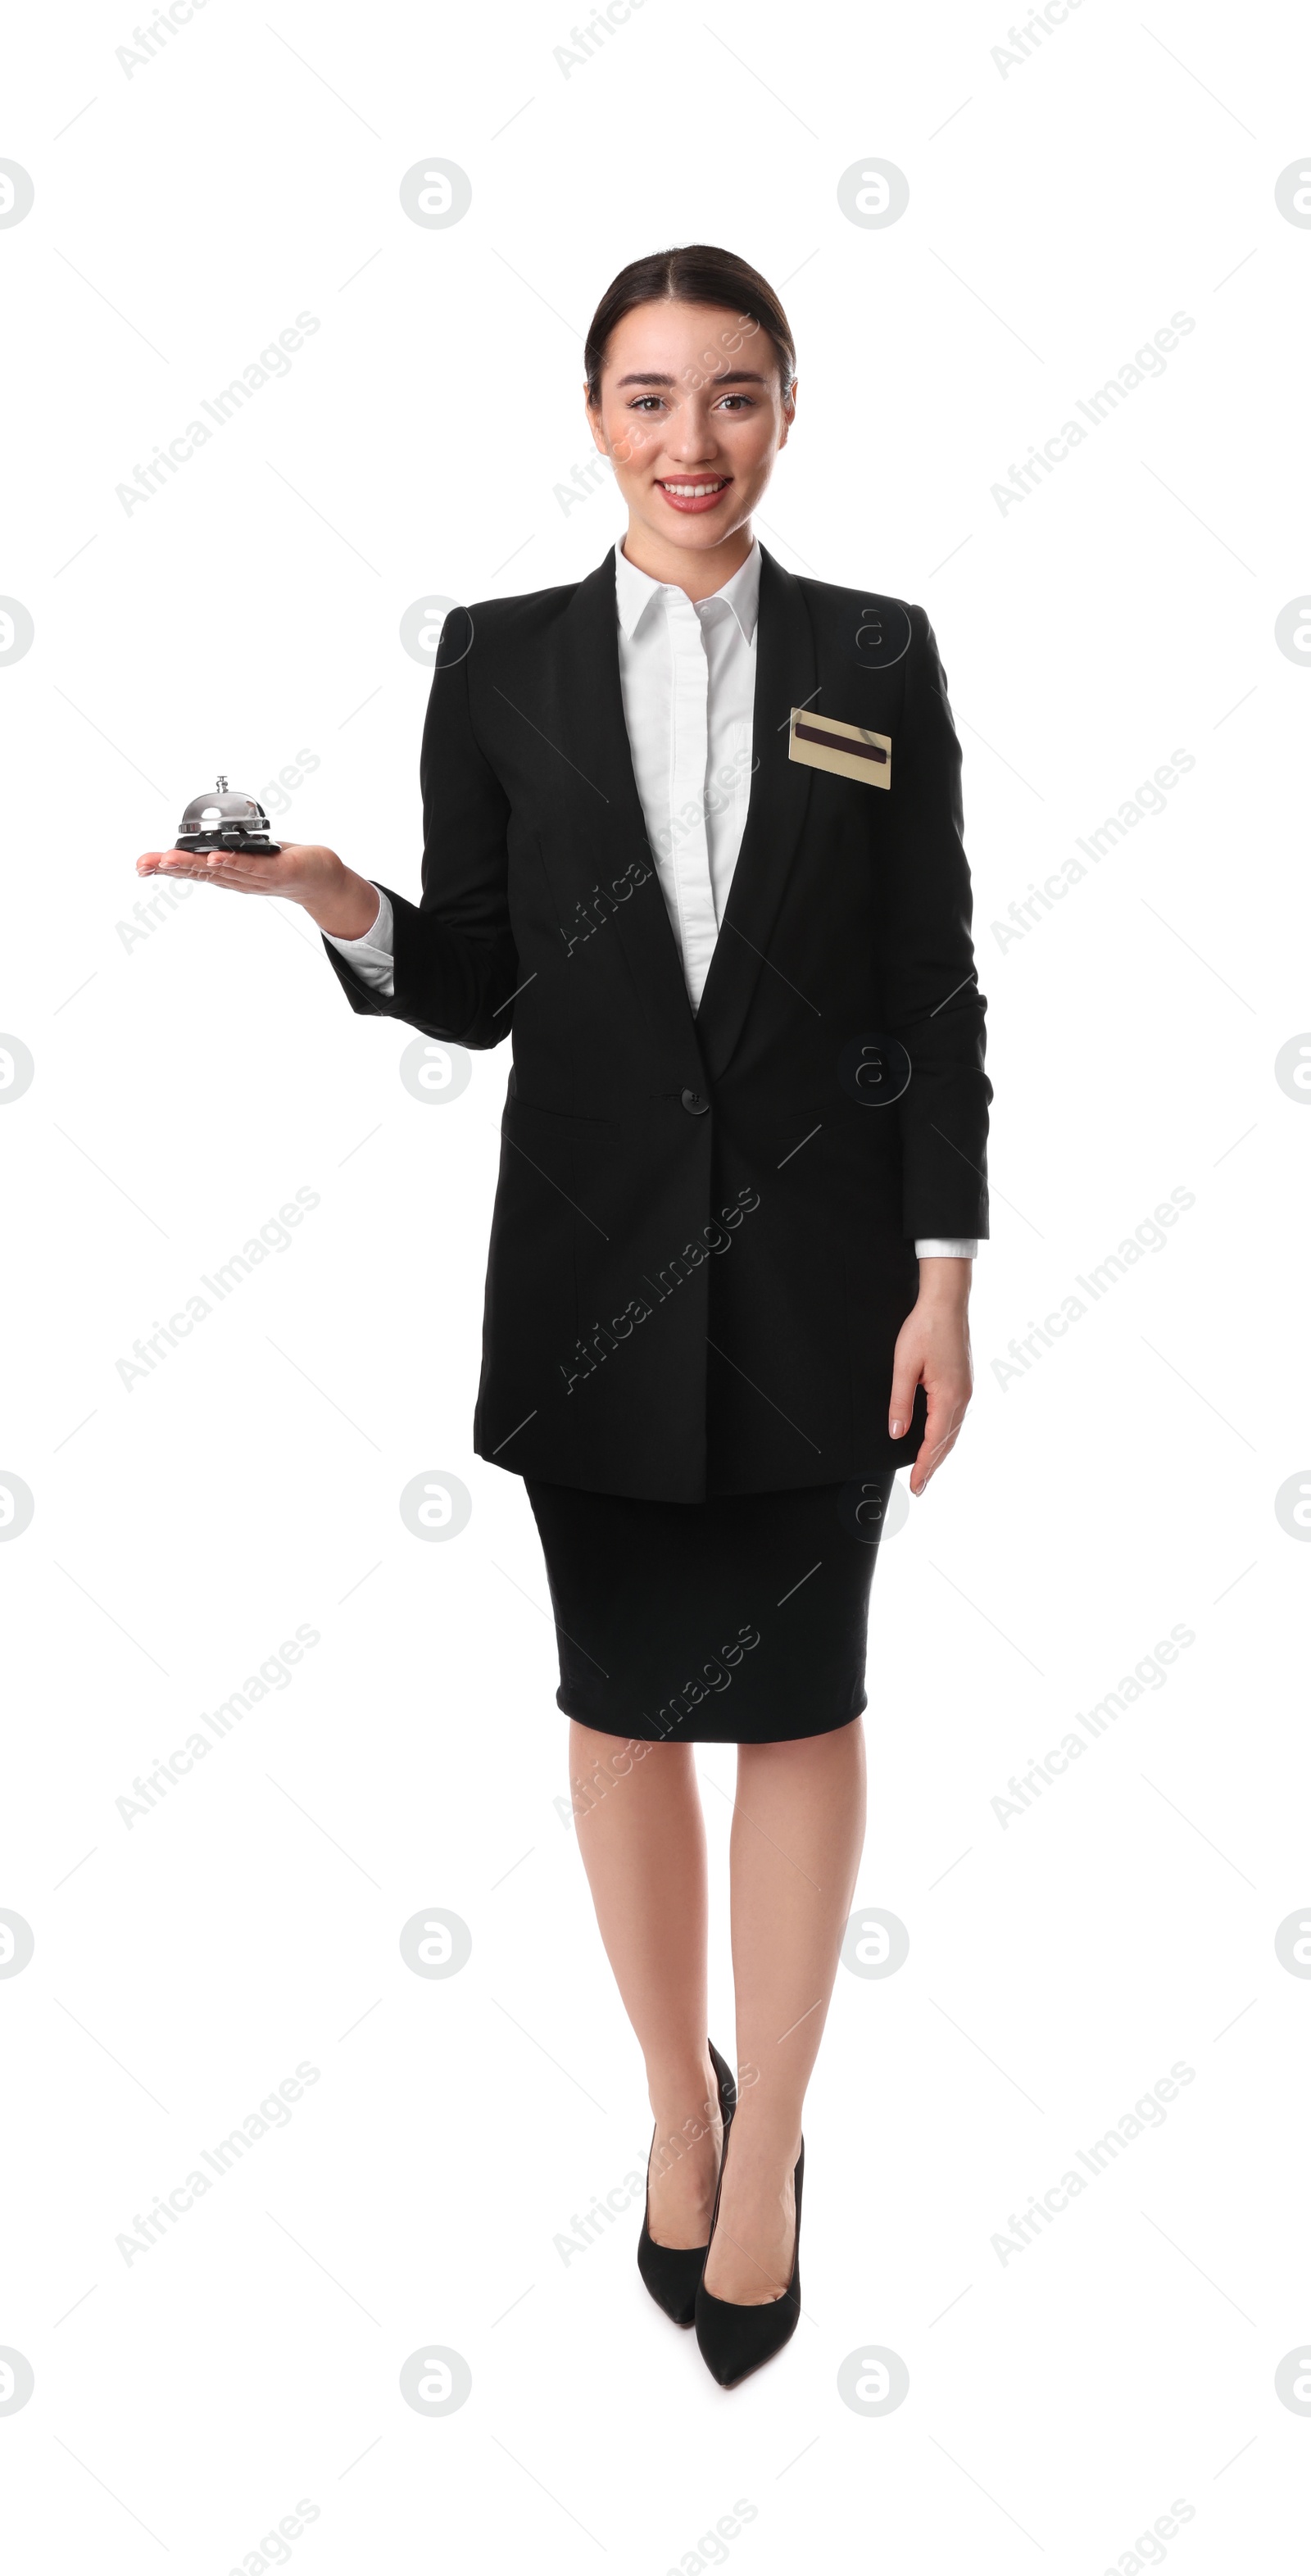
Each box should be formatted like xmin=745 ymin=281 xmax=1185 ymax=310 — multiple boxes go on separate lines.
xmin=613 ymin=370 xmax=771 ymax=388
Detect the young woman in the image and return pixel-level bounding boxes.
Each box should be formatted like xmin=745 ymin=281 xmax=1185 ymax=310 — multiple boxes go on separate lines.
xmin=137 ymin=244 xmax=991 ymax=2389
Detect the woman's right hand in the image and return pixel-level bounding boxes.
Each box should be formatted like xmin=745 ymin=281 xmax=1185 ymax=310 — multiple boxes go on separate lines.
xmin=135 ymin=841 xmax=383 ymax=940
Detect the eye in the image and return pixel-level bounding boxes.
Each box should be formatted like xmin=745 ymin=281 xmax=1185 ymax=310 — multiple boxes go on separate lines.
xmin=628 ymin=395 xmax=665 ymax=411
xmin=717 ymin=394 xmax=755 ymax=411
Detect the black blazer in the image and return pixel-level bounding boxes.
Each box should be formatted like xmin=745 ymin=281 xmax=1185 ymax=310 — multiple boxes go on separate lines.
xmin=324 ymin=543 xmax=991 ymax=1503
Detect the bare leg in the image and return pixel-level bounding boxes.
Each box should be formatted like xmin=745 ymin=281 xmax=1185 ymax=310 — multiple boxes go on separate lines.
xmin=568 ymin=1722 xmax=723 ymax=2248
xmin=703 ymin=1719 xmax=868 ymax=2302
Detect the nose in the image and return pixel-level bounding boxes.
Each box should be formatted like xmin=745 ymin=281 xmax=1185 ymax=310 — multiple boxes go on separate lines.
xmin=664 ymin=394 xmax=719 ymax=465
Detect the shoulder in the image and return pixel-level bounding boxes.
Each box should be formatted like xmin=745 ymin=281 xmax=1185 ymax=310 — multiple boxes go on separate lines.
xmin=460 ymin=576 xmax=585 ymax=639
xmin=436 ymin=566 xmax=603 ymax=684
xmin=792 ymin=571 xmax=914 ymax=620
xmin=785 ymin=571 xmax=947 ymax=699
xmin=791 ymin=570 xmax=928 ymax=648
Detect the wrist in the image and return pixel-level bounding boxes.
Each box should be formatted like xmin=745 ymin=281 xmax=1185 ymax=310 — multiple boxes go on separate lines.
xmin=916 ymin=1255 xmax=972 ymax=1300
xmin=302 ymin=864 xmax=380 ymax=940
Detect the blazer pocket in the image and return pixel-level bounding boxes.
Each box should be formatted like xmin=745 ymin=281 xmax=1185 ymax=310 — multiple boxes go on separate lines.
xmin=504 ymin=1091 xmax=616 ymax=1129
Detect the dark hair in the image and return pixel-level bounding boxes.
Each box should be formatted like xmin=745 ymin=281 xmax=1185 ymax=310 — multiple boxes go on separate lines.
xmin=583 ymin=243 xmax=796 ymax=404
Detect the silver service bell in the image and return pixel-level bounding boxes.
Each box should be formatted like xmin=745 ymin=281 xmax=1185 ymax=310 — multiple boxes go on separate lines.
xmin=175 ymin=775 xmax=281 ymax=855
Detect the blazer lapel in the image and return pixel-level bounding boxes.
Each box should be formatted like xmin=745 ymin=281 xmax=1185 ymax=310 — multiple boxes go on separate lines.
xmin=549 ymin=549 xmax=701 ymax=1073
xmin=695 ymin=544 xmax=817 ymax=1082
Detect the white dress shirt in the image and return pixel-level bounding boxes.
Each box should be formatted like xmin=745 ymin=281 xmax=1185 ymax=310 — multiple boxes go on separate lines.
xmin=612 ymin=533 xmax=757 ymax=1011
xmin=325 ymin=537 xmax=976 ymax=1258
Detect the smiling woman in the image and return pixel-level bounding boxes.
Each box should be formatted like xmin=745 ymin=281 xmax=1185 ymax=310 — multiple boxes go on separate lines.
xmin=134 ymin=238 xmax=991 ymax=2395
xmin=583 ymin=244 xmax=796 ymax=556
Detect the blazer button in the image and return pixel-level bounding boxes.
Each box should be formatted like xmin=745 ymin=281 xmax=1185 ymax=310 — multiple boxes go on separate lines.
xmin=681 ymin=1087 xmax=710 ymax=1115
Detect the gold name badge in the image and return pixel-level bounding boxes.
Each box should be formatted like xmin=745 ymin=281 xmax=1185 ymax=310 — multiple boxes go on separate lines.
xmin=788 ymin=707 xmax=891 ymax=789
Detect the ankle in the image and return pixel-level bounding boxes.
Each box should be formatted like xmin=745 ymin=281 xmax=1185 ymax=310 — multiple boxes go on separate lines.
xmin=647 ymin=2052 xmax=720 ymax=2163
xmin=646 ymin=2043 xmax=715 ymax=2112
xmin=718 ymin=2099 xmax=801 ymax=2173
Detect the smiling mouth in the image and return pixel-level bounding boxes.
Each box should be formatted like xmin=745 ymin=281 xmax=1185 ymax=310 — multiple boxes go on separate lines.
xmin=656 ymin=478 xmax=730 ymax=498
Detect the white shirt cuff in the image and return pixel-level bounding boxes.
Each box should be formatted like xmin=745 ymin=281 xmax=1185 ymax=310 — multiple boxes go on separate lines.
xmin=915 ymin=1238 xmax=978 ymax=1258
xmin=324 ymin=885 xmax=395 ymax=996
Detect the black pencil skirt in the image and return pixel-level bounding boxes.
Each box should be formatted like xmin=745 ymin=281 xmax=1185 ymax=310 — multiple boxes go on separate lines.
xmin=522 ymin=1473 xmax=899 ymax=1745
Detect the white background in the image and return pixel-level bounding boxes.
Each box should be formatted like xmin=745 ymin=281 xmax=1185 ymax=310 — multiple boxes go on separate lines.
xmin=2 ymin=0 xmax=1310 ymax=2566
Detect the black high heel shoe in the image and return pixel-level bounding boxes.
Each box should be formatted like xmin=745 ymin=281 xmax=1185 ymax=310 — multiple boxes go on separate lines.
xmin=694 ymin=2132 xmax=805 ymax=2388
xmin=637 ymin=2040 xmax=737 ymax=2327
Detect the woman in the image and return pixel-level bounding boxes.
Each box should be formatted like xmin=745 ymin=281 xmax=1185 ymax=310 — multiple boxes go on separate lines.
xmin=138 ymin=244 xmax=990 ymax=2389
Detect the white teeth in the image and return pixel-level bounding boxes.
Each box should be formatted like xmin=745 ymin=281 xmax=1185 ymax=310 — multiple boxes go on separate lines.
xmin=661 ymin=480 xmax=726 ymax=497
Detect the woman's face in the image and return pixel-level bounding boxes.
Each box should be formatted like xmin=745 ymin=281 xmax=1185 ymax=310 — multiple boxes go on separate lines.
xmin=587 ymin=298 xmax=794 ymax=559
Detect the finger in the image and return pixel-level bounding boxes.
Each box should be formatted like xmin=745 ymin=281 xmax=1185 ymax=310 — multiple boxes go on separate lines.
xmin=191 ymin=864 xmax=271 ymax=891
xmin=887 ymin=1349 xmax=921 ymax=1440
xmin=161 ymin=854 xmax=276 ymax=890
xmin=199 ymin=855 xmax=279 ymax=886
xmin=150 ymin=859 xmax=240 ymax=889
xmin=910 ymin=1390 xmax=968 ymax=1494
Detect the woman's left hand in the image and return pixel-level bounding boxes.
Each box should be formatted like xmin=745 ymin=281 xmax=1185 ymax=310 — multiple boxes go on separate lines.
xmin=888 ymin=1262 xmax=973 ymax=1495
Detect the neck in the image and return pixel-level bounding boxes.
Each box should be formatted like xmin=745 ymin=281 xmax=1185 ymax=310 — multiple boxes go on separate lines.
xmin=619 ymin=521 xmax=755 ymax=603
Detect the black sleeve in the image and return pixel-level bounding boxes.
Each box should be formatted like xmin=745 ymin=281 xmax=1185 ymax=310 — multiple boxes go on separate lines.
xmin=321 ymin=612 xmax=519 ymax=1050
xmin=878 ymin=603 xmax=991 ymax=1240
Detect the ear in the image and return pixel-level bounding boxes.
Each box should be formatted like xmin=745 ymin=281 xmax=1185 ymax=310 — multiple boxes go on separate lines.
xmin=584 ymin=385 xmax=609 ymax=457
xmin=778 ymin=383 xmax=797 ymax=450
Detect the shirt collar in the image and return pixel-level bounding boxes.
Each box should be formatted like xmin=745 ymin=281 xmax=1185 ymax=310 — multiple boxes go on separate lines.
xmin=613 ymin=536 xmax=761 ymax=646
